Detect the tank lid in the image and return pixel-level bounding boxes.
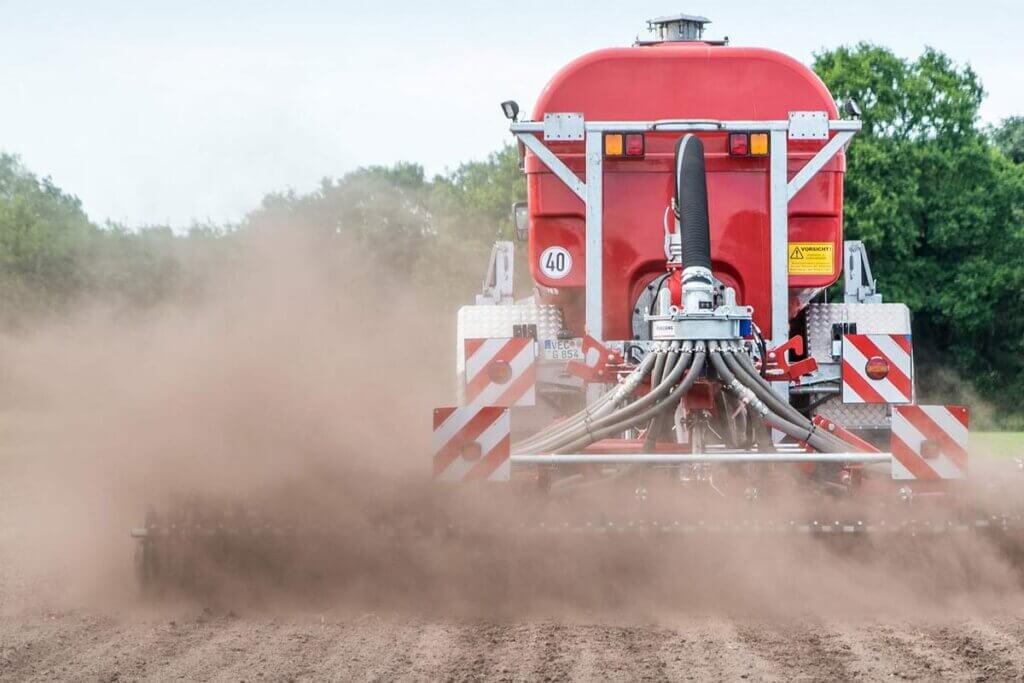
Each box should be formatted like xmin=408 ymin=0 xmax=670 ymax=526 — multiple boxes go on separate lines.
xmin=646 ymin=13 xmax=711 ymax=42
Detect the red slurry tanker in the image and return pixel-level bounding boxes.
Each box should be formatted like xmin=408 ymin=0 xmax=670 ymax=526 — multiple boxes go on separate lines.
xmin=433 ymin=14 xmax=992 ymax=523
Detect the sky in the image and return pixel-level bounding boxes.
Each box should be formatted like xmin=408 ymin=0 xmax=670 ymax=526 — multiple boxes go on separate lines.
xmin=1 ymin=0 xmax=1021 ymax=228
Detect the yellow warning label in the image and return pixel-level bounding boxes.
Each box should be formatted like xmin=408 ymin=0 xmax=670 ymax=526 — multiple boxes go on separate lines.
xmin=788 ymin=242 xmax=835 ymax=275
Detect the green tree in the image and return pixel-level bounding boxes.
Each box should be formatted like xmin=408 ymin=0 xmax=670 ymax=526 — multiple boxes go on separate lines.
xmin=991 ymin=116 xmax=1024 ymax=164
xmin=245 ymin=162 xmax=435 ymax=275
xmin=815 ymin=45 xmax=1024 ymax=422
xmin=432 ymin=144 xmax=525 ymax=235
xmin=0 ymin=153 xmax=222 ymax=324
xmin=240 ymin=147 xmax=527 ymax=304
xmin=0 ymin=153 xmax=97 ymax=323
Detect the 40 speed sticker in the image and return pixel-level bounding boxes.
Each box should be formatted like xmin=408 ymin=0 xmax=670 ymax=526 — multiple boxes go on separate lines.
xmin=788 ymin=242 xmax=834 ymax=276
xmin=539 ymin=246 xmax=572 ymax=279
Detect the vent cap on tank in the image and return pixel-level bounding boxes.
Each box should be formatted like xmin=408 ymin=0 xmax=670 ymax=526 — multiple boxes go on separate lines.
xmin=638 ymin=14 xmax=727 ymax=46
xmin=647 ymin=13 xmax=710 ymax=41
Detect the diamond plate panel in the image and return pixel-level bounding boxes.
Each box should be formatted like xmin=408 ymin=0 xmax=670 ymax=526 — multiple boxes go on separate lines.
xmin=806 ymin=303 xmax=911 ymax=363
xmin=805 ymin=303 xmax=912 ymax=429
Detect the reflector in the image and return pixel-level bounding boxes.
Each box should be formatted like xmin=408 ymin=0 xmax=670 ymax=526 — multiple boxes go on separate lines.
xmin=488 ymin=360 xmax=513 ymax=384
xmin=750 ymin=132 xmax=769 ymax=156
xmin=920 ymin=439 xmax=942 ymax=460
xmin=460 ymin=441 xmax=483 ymax=462
xmin=865 ymin=356 xmax=890 ymax=381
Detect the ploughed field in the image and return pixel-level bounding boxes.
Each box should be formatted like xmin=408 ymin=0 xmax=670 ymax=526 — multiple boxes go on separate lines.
xmin=3 ymin=431 xmax=1024 ymax=681
xmin=4 ymin=609 xmax=1024 ymax=681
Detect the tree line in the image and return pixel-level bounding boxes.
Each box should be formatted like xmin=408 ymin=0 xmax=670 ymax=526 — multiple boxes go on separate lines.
xmin=2 ymin=45 xmax=1023 ymax=425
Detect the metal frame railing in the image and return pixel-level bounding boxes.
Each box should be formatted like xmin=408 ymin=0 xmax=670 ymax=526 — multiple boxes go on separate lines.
xmin=512 ymin=452 xmax=890 ymax=466
xmin=511 ymin=113 xmax=861 ymax=403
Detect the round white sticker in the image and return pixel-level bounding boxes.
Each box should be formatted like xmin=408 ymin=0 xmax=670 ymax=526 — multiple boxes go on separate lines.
xmin=539 ymin=246 xmax=572 ymax=280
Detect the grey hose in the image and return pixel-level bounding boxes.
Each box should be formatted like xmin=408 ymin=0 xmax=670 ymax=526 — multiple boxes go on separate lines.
xmin=760 ymin=412 xmax=845 ymax=452
xmin=642 ymin=408 xmax=672 ymax=452
xmin=721 ymin=346 xmax=806 ymax=428
xmin=708 ymin=344 xmax=844 ymax=454
xmin=719 ymin=343 xmax=848 ymax=449
xmin=526 ymin=357 xmax=681 ymax=454
xmin=514 ymin=386 xmax=616 ymax=452
xmin=704 ymin=344 xmax=823 ymax=450
xmin=723 ymin=343 xmax=815 ymax=429
xmin=556 ymin=350 xmax=705 ymax=454
xmin=575 ymin=347 xmax=689 ymax=435
xmin=642 ymin=409 xmax=672 ymax=452
xmin=641 ymin=344 xmax=671 ymax=451
xmin=650 ymin=344 xmax=668 ymax=388
xmin=524 ymin=343 xmax=693 ymax=455
xmin=514 ymin=349 xmax=659 ymax=453
xmin=518 ymin=348 xmax=662 ymax=452
xmin=642 ymin=342 xmax=682 ymax=452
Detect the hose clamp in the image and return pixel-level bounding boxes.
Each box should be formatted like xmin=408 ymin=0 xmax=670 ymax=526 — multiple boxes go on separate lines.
xmin=804 ymin=421 xmax=819 ymax=445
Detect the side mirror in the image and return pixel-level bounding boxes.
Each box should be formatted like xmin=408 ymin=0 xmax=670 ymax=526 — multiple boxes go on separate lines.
xmin=512 ymin=202 xmax=529 ymax=241
xmin=501 ymin=100 xmax=520 ymax=122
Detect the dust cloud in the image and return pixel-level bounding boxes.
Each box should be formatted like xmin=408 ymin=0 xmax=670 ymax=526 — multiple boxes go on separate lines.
xmin=0 ymin=226 xmax=445 ymax=609
xmin=1 ymin=224 xmax=1023 ymax=624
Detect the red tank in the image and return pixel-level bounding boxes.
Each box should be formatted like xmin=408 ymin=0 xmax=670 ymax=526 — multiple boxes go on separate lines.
xmin=527 ymin=43 xmax=844 ymax=339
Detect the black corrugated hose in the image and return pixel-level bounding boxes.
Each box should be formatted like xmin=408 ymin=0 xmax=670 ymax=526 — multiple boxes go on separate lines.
xmin=675 ymin=134 xmax=713 ymax=272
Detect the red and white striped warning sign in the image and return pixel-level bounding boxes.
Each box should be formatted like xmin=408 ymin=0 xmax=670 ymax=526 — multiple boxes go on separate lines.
xmin=464 ymin=337 xmax=536 ymax=407
xmin=432 ymin=406 xmax=511 ymax=482
xmin=841 ymin=333 xmax=914 ymax=404
xmin=890 ymin=404 xmax=969 ymax=480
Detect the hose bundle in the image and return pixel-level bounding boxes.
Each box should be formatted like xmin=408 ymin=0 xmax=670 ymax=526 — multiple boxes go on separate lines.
xmin=515 ymin=339 xmax=849 ymax=458
xmin=514 ymin=342 xmax=707 ymax=455
xmin=708 ymin=341 xmax=850 ymax=454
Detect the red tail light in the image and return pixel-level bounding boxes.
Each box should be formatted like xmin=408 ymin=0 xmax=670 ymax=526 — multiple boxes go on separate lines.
xmin=625 ymin=133 xmax=645 ymax=157
xmin=728 ymin=133 xmax=749 ymax=156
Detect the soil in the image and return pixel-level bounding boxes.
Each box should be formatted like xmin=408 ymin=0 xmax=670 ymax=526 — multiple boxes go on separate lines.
xmin=4 ymin=414 xmax=1024 ymax=682
xmin=4 ymin=494 xmax=1024 ymax=682
xmin=4 ymin=608 xmax=1024 ymax=681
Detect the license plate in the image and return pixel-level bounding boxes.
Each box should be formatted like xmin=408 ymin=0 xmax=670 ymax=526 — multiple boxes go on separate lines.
xmin=541 ymin=338 xmax=584 ymax=361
